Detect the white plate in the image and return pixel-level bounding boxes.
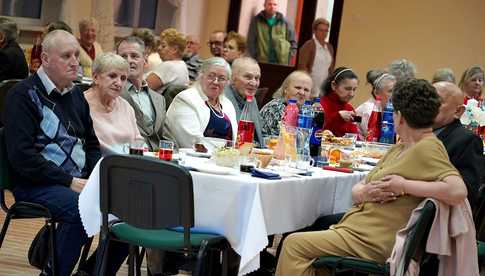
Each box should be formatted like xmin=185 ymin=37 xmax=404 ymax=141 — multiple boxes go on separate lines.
xmin=191 ymin=162 xmax=238 ymax=175
xmin=179 ymin=148 xmax=211 ymax=158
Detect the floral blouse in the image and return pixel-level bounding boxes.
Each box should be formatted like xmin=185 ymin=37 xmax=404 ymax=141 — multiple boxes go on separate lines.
xmin=260 ymin=98 xmax=286 ymax=137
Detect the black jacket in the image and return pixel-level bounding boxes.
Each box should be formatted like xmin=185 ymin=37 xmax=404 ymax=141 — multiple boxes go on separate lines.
xmin=0 ymin=40 xmax=29 ymax=82
xmin=436 ymin=119 xmax=484 ymax=209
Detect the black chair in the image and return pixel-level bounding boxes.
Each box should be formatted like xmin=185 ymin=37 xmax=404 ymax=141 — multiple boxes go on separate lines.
xmin=94 ymin=155 xmax=233 ymax=276
xmin=312 ymin=200 xmax=436 ymax=275
xmin=0 ymin=79 xmax=21 ymax=126
xmin=0 ymin=127 xmax=91 ymax=275
xmin=163 ymin=84 xmax=188 ymax=110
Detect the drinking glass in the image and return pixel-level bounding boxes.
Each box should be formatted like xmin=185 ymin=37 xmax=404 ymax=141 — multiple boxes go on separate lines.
xmin=129 ymin=139 xmax=146 ymax=156
xmin=159 ymin=140 xmax=175 ymax=161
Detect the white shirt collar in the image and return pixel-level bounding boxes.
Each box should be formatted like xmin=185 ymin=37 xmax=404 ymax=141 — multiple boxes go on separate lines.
xmin=37 ymin=66 xmax=74 ymax=96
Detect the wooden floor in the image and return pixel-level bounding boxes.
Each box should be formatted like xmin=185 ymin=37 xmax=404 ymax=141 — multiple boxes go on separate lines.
xmin=0 ymin=191 xmax=137 ymax=276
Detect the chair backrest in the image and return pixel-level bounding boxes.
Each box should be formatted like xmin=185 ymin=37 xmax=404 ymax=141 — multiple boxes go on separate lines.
xmin=401 ymin=200 xmax=436 ymax=271
xmin=99 ymin=154 xmax=194 ymax=233
xmin=163 ymin=84 xmax=188 ymax=110
xmin=0 ymin=79 xmax=21 ymax=126
xmin=0 ymin=127 xmax=13 ymax=213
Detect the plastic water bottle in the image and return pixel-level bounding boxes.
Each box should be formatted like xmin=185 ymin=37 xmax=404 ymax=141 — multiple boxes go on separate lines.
xmin=310 ymin=97 xmax=324 ymax=157
xmin=298 ymin=100 xmax=314 ymax=128
xmin=297 ymin=100 xmax=313 ymax=156
xmin=366 ymin=96 xmax=382 ymax=142
xmin=236 ymin=95 xmax=256 ymax=148
xmin=283 ymin=98 xmax=299 ymax=127
xmin=379 ymin=100 xmax=395 ymax=144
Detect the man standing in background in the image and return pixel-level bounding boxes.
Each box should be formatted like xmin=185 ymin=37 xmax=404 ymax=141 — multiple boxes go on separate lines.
xmin=247 ymin=0 xmax=297 ymax=65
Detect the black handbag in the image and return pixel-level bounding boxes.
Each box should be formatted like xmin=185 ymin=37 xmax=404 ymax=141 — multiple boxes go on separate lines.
xmin=28 ymin=223 xmax=52 ymax=269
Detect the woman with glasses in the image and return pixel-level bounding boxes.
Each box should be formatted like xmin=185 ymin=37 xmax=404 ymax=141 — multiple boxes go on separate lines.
xmin=260 ymin=70 xmax=313 ymax=137
xmin=164 ymin=57 xmax=237 ymax=148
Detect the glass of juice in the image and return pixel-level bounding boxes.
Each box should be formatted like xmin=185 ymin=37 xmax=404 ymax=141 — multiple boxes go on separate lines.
xmin=129 ymin=139 xmax=146 ymax=155
xmin=159 ymin=140 xmax=174 ymax=161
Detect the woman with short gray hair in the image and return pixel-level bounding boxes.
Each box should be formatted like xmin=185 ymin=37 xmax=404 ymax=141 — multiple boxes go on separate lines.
xmin=164 ymin=57 xmax=237 ymax=149
xmin=84 ymin=53 xmax=142 ymax=154
xmin=0 ymin=17 xmax=28 ymax=81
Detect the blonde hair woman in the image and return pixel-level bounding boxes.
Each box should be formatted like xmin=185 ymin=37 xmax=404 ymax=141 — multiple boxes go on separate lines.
xmin=84 ymin=53 xmax=142 ymax=154
xmin=260 ymin=70 xmax=313 ymax=136
xmin=146 ymin=28 xmax=189 ymax=94
xmin=459 ymin=65 xmax=484 ymax=103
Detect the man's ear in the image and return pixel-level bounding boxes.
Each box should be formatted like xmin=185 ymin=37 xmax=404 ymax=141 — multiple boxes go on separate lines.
xmin=40 ymin=51 xmax=48 ymax=65
xmin=455 ymin=104 xmax=465 ymax=119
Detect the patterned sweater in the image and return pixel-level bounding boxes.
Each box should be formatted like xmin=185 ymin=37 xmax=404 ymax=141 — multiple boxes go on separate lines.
xmin=4 ymin=73 xmax=101 ymax=187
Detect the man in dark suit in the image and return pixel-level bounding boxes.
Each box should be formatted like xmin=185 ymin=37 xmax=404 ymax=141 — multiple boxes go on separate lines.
xmin=0 ymin=17 xmax=28 ymax=82
xmin=432 ymin=81 xmax=484 ymax=210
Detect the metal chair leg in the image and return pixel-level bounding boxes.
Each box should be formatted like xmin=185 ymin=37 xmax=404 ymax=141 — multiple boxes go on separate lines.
xmin=49 ymin=221 xmax=57 ymax=276
xmin=0 ymin=211 xmax=12 ymax=249
xmin=93 ymin=236 xmax=110 ymax=276
xmin=128 ymin=245 xmax=137 ymax=276
xmin=193 ymin=240 xmax=209 ymax=276
xmin=77 ymin=237 xmax=93 ymax=273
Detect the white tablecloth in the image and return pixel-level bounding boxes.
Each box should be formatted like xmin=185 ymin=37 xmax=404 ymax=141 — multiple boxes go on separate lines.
xmin=78 ymin=157 xmax=365 ymax=275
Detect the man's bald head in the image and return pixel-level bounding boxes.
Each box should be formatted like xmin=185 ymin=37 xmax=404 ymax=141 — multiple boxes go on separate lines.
xmin=433 ymin=81 xmax=465 ymax=129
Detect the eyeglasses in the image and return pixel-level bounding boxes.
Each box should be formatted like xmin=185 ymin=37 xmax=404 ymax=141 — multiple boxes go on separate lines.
xmin=206 ymin=73 xmax=228 ymax=83
xmin=207 ymin=41 xmax=223 ymax=47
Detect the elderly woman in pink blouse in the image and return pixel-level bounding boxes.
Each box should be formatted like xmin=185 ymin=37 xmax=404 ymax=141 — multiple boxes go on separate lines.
xmin=85 ymin=52 xmax=143 ymax=154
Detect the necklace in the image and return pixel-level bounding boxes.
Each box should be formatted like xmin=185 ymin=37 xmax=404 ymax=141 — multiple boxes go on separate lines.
xmin=207 ymin=101 xmax=224 ymax=119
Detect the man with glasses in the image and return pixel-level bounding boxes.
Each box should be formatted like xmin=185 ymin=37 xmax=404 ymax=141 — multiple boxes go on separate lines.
xmin=247 ymin=0 xmax=297 ymax=65
xmin=224 ymin=57 xmax=263 ymax=146
xmin=183 ymin=34 xmax=203 ymax=81
xmin=207 ymin=30 xmax=225 ymax=57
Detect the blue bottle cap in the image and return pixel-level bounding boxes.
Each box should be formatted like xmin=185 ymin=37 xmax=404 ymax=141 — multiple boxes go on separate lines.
xmin=288 ymin=98 xmax=297 ymax=104
xmin=313 ymin=97 xmax=320 ymax=103
xmin=304 ymin=100 xmax=312 ymax=106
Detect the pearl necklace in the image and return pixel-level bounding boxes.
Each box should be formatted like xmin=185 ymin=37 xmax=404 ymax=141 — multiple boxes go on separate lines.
xmin=207 ymin=101 xmax=224 ymax=119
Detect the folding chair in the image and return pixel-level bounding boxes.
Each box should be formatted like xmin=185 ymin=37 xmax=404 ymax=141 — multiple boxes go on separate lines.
xmin=94 ymin=154 xmax=232 ymax=276
xmin=312 ymin=201 xmax=436 ymax=275
xmin=0 ymin=79 xmax=21 ymax=126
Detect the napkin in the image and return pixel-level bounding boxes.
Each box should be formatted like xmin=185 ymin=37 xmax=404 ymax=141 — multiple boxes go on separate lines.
xmin=322 ymin=166 xmax=354 ymax=173
xmin=251 ymin=168 xmax=282 ymax=180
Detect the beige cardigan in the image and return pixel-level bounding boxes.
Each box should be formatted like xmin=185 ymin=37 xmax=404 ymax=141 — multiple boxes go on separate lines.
xmin=388 ymin=198 xmax=479 ymax=276
xmin=79 ymin=41 xmax=103 ymax=77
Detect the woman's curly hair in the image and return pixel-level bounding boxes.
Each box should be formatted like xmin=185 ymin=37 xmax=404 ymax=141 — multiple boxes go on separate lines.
xmin=160 ymin=28 xmax=186 ymax=56
xmin=391 ymin=78 xmax=441 ymax=129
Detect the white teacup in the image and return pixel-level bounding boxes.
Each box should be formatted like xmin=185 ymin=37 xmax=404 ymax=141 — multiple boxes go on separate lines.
xmin=296 ymin=154 xmax=315 ymax=171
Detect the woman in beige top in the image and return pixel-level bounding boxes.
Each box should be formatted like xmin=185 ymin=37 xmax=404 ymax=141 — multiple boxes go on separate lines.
xmin=84 ymin=53 xmax=142 ymax=155
xmin=275 ymin=79 xmax=467 ymax=276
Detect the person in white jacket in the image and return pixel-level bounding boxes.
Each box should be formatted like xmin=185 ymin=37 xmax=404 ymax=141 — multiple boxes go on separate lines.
xmin=164 ymin=57 xmax=237 ymax=149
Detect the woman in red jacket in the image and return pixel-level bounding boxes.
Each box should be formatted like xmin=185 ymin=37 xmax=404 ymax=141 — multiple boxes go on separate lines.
xmin=321 ymin=67 xmax=360 ymax=137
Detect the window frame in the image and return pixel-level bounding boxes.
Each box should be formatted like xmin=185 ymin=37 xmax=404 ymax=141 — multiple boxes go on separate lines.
xmin=113 ymin=0 xmax=166 ymax=38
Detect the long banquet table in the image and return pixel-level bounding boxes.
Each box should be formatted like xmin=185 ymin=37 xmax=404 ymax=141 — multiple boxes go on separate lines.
xmin=78 ymin=156 xmax=366 ymax=275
